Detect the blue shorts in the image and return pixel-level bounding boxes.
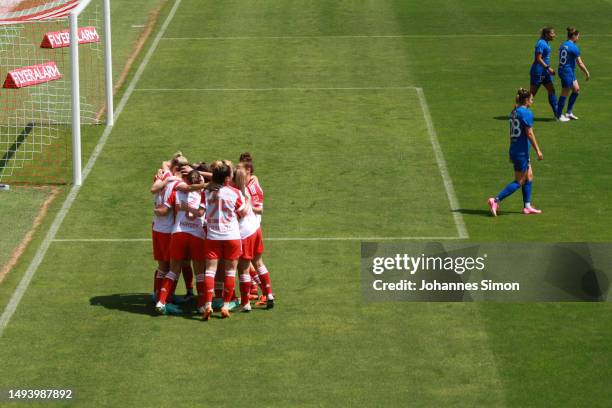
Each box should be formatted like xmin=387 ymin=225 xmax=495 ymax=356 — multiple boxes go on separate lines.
xmin=511 ymin=156 xmax=530 ymax=172
xmin=530 ymin=70 xmax=553 ymax=87
xmin=559 ymin=71 xmax=576 ymax=88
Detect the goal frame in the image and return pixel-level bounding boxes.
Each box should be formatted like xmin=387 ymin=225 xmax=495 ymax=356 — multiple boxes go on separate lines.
xmin=70 ymin=0 xmax=113 ymax=186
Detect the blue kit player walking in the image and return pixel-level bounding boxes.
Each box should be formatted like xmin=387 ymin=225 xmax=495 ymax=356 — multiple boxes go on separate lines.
xmin=556 ymin=27 xmax=590 ymax=121
xmin=488 ymin=88 xmax=544 ymax=216
xmin=529 ymin=27 xmax=557 ymax=117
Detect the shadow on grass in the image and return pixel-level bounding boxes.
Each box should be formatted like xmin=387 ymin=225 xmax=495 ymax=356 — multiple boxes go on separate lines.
xmin=492 ymin=116 xmax=555 ymax=122
xmin=89 ymin=293 xmax=269 ymax=320
xmin=90 ymin=293 xmax=200 ymax=320
xmin=454 ymin=208 xmax=522 ymax=217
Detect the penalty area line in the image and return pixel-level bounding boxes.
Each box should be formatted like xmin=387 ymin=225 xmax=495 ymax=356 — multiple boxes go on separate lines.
xmin=161 ymin=33 xmax=612 ymax=40
xmin=0 ymin=0 xmax=184 ymax=339
xmin=415 ymin=87 xmax=469 ymax=239
xmin=51 ymin=236 xmax=464 ymax=242
xmin=135 ymin=86 xmax=419 ymax=92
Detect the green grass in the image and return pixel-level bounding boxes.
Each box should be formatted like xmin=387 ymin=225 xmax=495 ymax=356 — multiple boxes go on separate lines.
xmin=1 ymin=0 xmax=612 ymax=407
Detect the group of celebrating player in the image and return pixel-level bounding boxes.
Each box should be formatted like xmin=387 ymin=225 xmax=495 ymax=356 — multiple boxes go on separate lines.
xmin=488 ymin=26 xmax=590 ymax=216
xmin=150 ymin=152 xmax=275 ymax=321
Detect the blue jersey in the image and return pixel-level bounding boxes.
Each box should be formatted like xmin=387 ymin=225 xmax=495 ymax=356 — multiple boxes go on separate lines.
xmin=530 ymin=38 xmax=551 ymax=75
xmin=558 ymin=40 xmax=580 ymax=73
xmin=509 ymin=106 xmax=533 ymax=158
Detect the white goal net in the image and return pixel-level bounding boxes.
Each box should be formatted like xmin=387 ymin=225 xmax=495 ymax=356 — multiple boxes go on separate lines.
xmin=0 ymin=0 xmax=112 ymax=185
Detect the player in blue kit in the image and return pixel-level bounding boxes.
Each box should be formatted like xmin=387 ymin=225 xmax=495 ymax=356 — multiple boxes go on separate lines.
xmin=488 ymin=88 xmax=544 ymax=216
xmin=556 ymin=27 xmax=590 ymax=121
xmin=529 ymin=27 xmax=557 ymax=117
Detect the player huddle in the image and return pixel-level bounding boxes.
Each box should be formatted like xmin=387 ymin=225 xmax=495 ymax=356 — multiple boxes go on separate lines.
xmin=488 ymin=26 xmax=590 ymax=217
xmin=150 ymin=152 xmax=274 ymax=321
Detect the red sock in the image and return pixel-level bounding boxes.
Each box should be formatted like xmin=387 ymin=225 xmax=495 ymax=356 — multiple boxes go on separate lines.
xmin=257 ymin=265 xmax=273 ymax=296
xmin=195 ymin=273 xmax=205 ymax=309
xmin=158 ymin=271 xmax=178 ymax=304
xmin=182 ymin=264 xmax=194 ymax=292
xmin=249 ymin=265 xmax=260 ymax=294
xmin=239 ymin=274 xmax=252 ymax=306
xmin=223 ymin=269 xmax=236 ymax=302
xmin=204 ymin=269 xmax=216 ymax=304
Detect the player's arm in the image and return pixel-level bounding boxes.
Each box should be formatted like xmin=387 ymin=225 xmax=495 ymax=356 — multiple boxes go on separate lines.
xmin=154 ymin=206 xmax=170 ymax=216
xmin=576 ymin=56 xmax=590 ymax=80
xmin=236 ymin=192 xmax=249 ymax=218
xmin=252 ymin=206 xmax=263 ymax=215
xmin=526 ymin=128 xmax=543 ymax=160
xmin=176 ymin=182 xmax=206 ymax=192
xmin=536 ymin=53 xmax=555 ymax=75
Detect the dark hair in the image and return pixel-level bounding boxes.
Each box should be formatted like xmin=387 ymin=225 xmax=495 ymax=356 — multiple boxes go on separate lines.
xmin=515 ymin=88 xmax=531 ymax=105
xmin=211 ymin=160 xmax=232 ymax=185
xmin=193 ymin=161 xmax=211 ymax=173
xmin=241 ymin=159 xmax=254 ymax=174
xmin=567 ymin=27 xmax=579 ymax=39
xmin=239 ymin=152 xmax=252 ymax=162
xmin=186 ymin=169 xmax=201 ymax=184
xmin=540 ymin=26 xmax=554 ymax=39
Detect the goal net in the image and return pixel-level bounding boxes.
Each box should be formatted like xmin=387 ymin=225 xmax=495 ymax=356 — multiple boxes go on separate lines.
xmin=0 ymin=0 xmax=112 ymax=185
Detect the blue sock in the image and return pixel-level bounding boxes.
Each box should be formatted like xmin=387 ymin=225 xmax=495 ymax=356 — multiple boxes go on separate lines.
xmin=567 ymin=92 xmax=579 ymax=114
xmin=548 ymin=94 xmax=557 ymax=116
xmin=556 ymin=95 xmax=566 ymax=118
xmin=496 ymin=181 xmax=521 ymax=202
xmin=522 ymin=180 xmax=532 ymax=207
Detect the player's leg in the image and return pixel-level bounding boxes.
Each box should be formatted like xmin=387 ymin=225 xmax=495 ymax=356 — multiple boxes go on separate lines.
xmin=556 ymin=72 xmax=573 ymax=121
xmin=488 ymin=161 xmax=527 ymax=216
xmin=566 ymin=80 xmax=581 ymax=119
xmin=220 ymin=240 xmax=241 ymax=318
xmin=252 ymin=229 xmax=274 ymax=308
xmin=249 ymin=264 xmax=260 ymax=300
xmin=521 ymin=165 xmax=541 ymax=214
xmin=151 ymin=230 xmax=170 ymax=301
xmin=253 ymin=255 xmax=275 ymax=309
xmin=237 ymin=258 xmax=253 ymax=311
xmin=202 ymin=239 xmax=221 ymax=320
xmin=543 ymin=80 xmax=557 ymax=117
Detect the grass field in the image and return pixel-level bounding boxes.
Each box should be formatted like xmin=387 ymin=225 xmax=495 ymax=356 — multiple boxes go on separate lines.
xmin=1 ymin=0 xmax=612 ymax=406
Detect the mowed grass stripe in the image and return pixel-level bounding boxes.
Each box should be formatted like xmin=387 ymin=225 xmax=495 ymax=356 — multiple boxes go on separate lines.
xmin=0 ymin=241 xmax=506 ymax=406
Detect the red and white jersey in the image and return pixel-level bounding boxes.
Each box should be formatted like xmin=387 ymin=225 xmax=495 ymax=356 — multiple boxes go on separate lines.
xmin=204 ymin=185 xmax=245 ymax=240
xmin=152 ymin=171 xmax=175 ymax=233
xmin=172 ymin=183 xmax=206 ymax=239
xmin=239 ymin=195 xmax=260 ymax=239
xmin=246 ymin=177 xmax=264 ymax=210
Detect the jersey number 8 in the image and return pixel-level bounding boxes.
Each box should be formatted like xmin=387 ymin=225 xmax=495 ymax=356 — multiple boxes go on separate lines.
xmin=509 ymin=118 xmax=521 ymax=141
xmin=560 ymin=48 xmax=568 ymax=65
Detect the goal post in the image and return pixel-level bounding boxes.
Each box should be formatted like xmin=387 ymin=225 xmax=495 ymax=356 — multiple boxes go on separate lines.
xmin=0 ymin=0 xmax=113 ymax=186
xmin=70 ymin=0 xmax=113 ymax=186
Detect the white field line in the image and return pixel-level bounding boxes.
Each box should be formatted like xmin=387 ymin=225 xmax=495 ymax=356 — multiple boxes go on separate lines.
xmin=52 ymin=236 xmax=464 ymax=242
xmin=415 ymin=88 xmax=469 ymax=239
xmin=136 ymin=86 xmax=418 ymax=92
xmin=162 ymin=33 xmax=612 ymax=40
xmin=0 ymin=0 xmax=184 ymax=338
